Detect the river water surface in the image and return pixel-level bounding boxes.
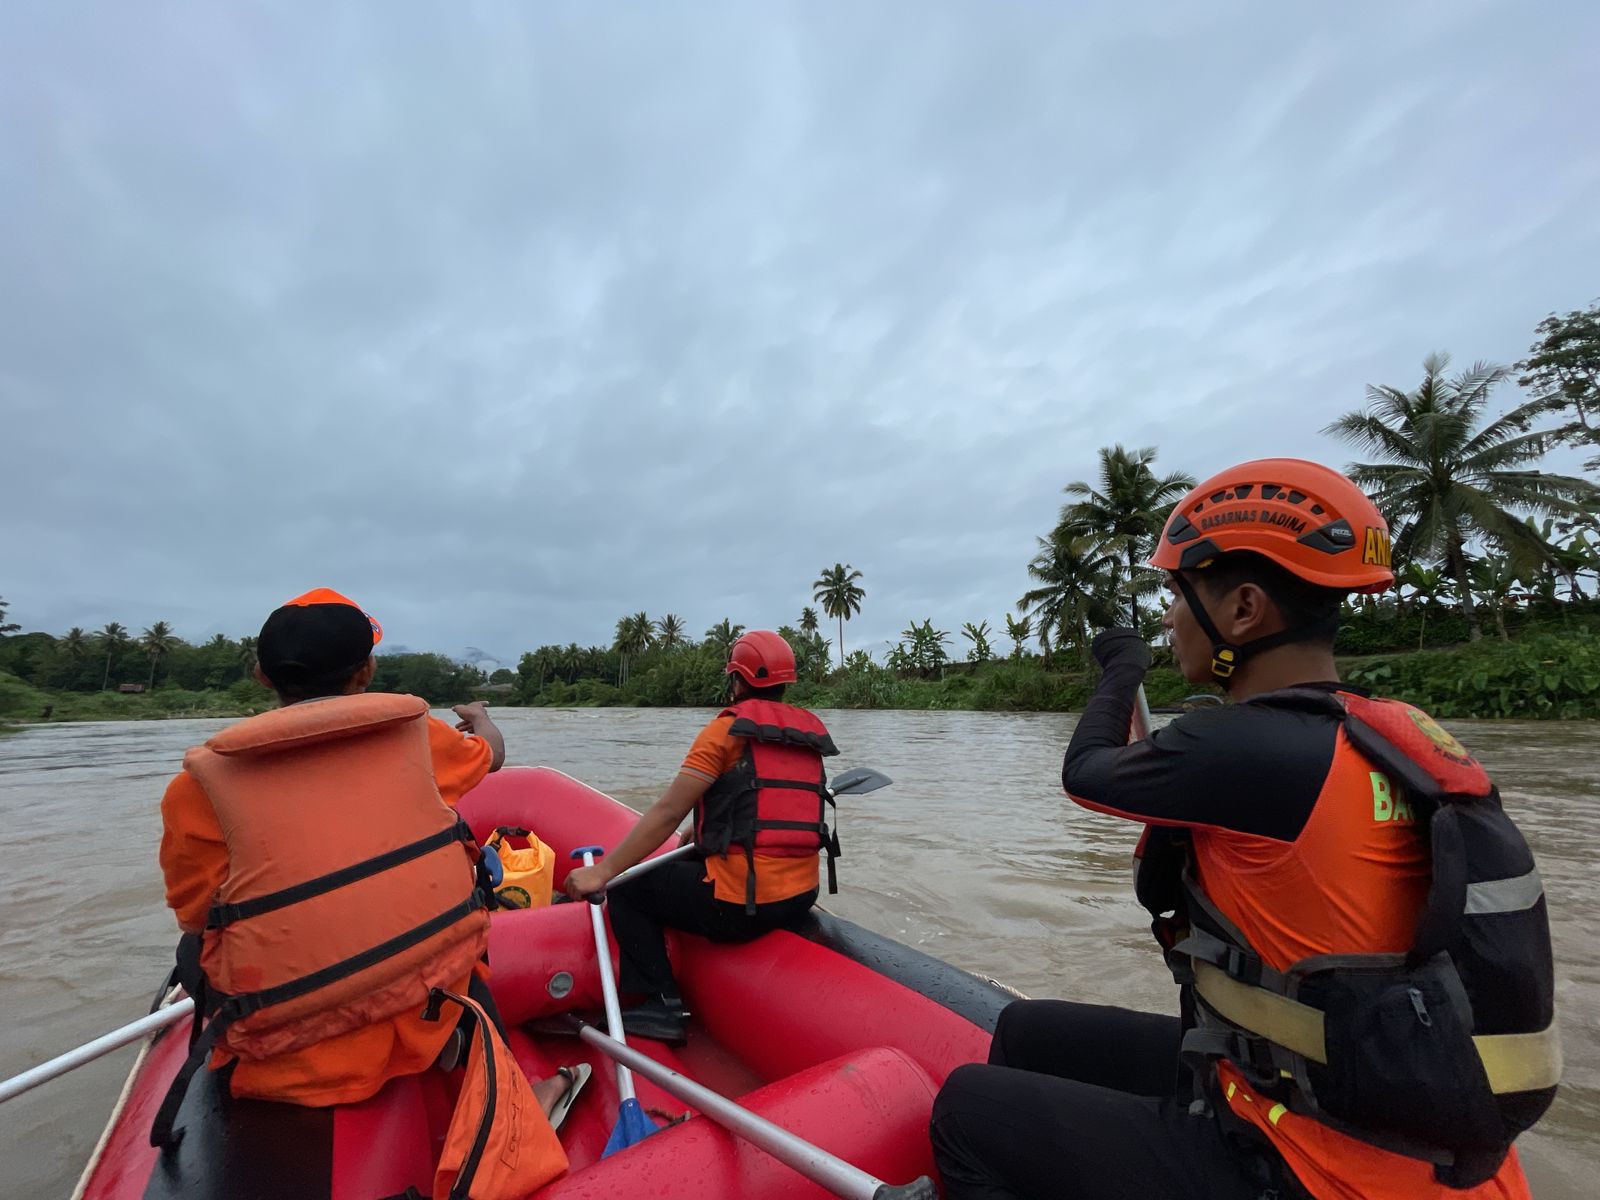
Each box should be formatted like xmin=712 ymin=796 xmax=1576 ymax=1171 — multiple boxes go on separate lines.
xmin=1 ymin=709 xmax=1595 ymax=1196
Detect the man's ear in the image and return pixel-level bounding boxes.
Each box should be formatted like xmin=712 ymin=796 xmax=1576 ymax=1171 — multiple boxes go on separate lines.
xmin=252 ymin=663 xmax=275 ymax=690
xmin=352 ymin=656 xmax=378 ymax=691
xmin=1226 ymin=582 xmax=1281 ymax=641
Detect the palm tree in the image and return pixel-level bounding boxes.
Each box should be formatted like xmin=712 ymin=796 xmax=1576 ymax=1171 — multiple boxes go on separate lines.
xmin=961 ymin=620 xmax=993 ymax=663
xmin=237 ymin=635 xmax=258 ymax=671
xmin=1003 ymin=614 xmax=1032 ymax=660
xmin=612 ymin=612 xmax=653 ymax=684
xmin=1325 ymin=353 xmax=1598 ymax=639
xmin=141 ymin=621 xmax=178 ymax=690
xmin=519 ymin=645 xmax=558 ymax=692
xmin=97 ymin=622 xmax=129 ymax=690
xmin=1017 ymin=531 xmax=1123 ymax=665
xmin=799 ymin=607 xmax=820 ymax=636
xmin=654 ymin=614 xmax=687 ymax=651
xmin=1057 ymin=446 xmax=1195 ymax=627
xmin=0 ymin=596 xmax=18 ymax=635
xmin=704 ymin=619 xmax=745 ymax=662
xmin=812 ymin=564 xmax=866 ymax=669
xmin=61 ymin=627 xmax=89 ymax=659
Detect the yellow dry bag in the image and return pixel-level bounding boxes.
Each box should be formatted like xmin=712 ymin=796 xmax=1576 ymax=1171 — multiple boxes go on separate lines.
xmin=484 ymin=825 xmax=556 ymax=910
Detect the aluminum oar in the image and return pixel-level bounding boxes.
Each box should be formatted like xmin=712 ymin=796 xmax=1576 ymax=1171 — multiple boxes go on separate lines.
xmin=575 ymin=1019 xmax=936 ymax=1199
xmin=0 ymin=997 xmax=193 ymax=1105
xmin=571 ymin=845 xmax=662 ymax=1155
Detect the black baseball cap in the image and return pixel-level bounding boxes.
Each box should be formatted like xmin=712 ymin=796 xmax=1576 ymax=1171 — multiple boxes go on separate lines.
xmin=256 ymin=587 xmax=383 ymax=687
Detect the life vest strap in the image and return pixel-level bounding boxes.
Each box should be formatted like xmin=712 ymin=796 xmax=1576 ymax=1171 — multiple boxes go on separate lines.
xmin=207 ymin=819 xmax=476 ymax=929
xmin=749 ymin=776 xmax=829 ymax=793
xmin=1191 ymin=960 xmax=1562 ymax=1094
xmin=1193 ymin=960 xmax=1327 ymax=1063
xmin=149 ymin=1006 xmax=231 ymax=1148
xmin=222 ymin=892 xmax=487 ymax=1020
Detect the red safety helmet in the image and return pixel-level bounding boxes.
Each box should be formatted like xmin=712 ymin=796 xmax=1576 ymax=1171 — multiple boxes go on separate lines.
xmin=725 ymin=630 xmax=797 ymax=687
xmin=1152 ymin=458 xmax=1394 ymax=593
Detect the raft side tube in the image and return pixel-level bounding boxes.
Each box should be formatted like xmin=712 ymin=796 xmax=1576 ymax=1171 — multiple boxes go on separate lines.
xmin=533 ymin=1046 xmax=939 ymax=1200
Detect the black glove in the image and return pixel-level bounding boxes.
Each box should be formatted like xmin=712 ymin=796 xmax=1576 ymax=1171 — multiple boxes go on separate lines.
xmin=1091 ymin=627 xmax=1152 ymax=672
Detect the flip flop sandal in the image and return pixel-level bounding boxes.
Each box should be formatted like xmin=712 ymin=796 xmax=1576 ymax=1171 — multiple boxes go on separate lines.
xmin=548 ymin=1063 xmax=591 ymax=1133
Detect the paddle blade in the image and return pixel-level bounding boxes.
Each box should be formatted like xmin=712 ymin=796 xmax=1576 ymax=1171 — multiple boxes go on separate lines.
xmin=601 ymin=1096 xmax=661 ymax=1157
xmin=829 ymin=766 xmax=892 ymax=797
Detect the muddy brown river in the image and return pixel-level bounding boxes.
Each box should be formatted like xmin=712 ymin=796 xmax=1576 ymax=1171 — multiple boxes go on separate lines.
xmin=1 ymin=709 xmax=1594 ymax=1196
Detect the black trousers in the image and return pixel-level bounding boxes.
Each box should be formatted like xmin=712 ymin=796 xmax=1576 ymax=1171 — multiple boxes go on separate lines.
xmin=605 ymin=857 xmax=818 ymax=998
xmin=930 ymin=1000 xmax=1299 ymax=1200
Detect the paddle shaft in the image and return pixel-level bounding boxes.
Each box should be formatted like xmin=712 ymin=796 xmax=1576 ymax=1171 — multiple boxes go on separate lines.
xmin=578 ymin=849 xmax=637 ymax=1105
xmin=1131 ymin=683 xmax=1153 ymax=741
xmin=606 ymin=841 xmax=699 ymax=888
xmin=0 ymin=998 xmax=193 ymax=1105
xmin=577 ymin=1024 xmax=936 ymax=1200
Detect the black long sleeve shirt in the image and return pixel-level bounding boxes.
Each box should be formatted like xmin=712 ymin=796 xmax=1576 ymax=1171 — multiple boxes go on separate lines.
xmin=1062 ymin=662 xmax=1356 ymax=844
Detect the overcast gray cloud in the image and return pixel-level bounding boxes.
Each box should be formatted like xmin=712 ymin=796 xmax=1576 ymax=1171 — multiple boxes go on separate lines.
xmin=3 ymin=1 xmax=1597 ymax=663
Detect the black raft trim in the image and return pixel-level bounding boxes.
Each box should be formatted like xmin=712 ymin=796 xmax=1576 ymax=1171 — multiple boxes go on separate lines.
xmin=727 ymin=717 xmax=840 ymax=757
xmin=793 ymin=910 xmax=1016 ymax=1033
xmin=208 ymin=820 xmax=474 ymax=929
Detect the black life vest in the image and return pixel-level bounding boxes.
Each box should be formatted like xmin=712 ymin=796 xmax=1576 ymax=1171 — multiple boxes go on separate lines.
xmin=694 ymin=699 xmax=840 ymax=914
xmin=1136 ymin=689 xmax=1560 ymax=1188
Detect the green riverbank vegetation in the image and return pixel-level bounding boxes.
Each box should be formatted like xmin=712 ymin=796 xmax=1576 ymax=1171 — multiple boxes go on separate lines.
xmin=5 ymin=304 xmax=1600 ymax=724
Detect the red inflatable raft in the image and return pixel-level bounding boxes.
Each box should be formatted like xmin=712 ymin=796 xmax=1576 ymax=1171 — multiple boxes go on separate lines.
xmin=74 ymin=767 xmax=1014 ymax=1199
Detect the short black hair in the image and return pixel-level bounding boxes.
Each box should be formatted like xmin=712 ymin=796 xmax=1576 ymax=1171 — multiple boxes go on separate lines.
xmin=266 ymin=661 xmax=368 ymax=704
xmin=734 ymin=679 xmax=788 ymax=702
xmin=1189 ymin=551 xmax=1345 ymax=645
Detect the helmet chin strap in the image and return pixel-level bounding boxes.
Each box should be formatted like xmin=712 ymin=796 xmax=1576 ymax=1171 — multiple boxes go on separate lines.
xmin=1172 ymin=573 xmax=1338 ymax=685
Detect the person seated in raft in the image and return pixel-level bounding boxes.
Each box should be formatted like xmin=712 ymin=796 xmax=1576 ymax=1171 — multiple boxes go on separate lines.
xmin=563 ymin=629 xmax=840 ymax=1045
xmin=158 ymin=587 xmax=586 ymax=1124
xmin=929 ymin=461 xmax=1556 ymax=1200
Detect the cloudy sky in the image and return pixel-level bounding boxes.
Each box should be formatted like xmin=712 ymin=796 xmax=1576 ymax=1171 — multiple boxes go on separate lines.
xmin=3 ymin=2 xmax=1596 ymax=665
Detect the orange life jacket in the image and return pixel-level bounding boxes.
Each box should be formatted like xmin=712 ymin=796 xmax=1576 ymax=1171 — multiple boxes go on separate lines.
xmin=151 ymin=693 xmax=491 ymax=1147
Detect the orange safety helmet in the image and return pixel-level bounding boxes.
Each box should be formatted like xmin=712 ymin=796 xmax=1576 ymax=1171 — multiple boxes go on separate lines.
xmin=726 ymin=630 xmax=797 ymax=687
xmin=1152 ymin=458 xmax=1394 ymax=593
xmin=1151 ymin=459 xmax=1393 ymax=682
